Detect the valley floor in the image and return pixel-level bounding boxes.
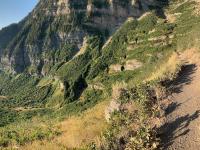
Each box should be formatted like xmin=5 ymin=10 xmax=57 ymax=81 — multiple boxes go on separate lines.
xmin=161 ymin=49 xmax=200 ymax=150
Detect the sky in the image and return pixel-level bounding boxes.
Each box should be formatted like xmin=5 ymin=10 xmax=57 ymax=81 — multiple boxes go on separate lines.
xmin=0 ymin=0 xmax=38 ymax=29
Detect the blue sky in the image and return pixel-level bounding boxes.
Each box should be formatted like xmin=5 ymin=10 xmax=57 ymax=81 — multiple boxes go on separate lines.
xmin=0 ymin=0 xmax=38 ymax=29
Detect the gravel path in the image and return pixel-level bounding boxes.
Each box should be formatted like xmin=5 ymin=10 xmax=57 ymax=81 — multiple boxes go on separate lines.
xmin=161 ymin=52 xmax=200 ymax=150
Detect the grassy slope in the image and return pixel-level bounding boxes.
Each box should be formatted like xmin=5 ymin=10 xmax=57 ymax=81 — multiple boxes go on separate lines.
xmin=21 ymin=101 xmax=109 ymax=149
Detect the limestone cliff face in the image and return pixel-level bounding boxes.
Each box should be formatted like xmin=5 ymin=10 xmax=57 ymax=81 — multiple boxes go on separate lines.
xmin=0 ymin=0 xmax=161 ymax=74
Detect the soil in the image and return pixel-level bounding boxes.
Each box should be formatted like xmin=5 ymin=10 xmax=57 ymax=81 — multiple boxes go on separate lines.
xmin=160 ymin=50 xmax=200 ymax=150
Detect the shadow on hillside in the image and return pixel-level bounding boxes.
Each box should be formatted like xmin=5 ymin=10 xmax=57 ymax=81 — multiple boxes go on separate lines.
xmin=148 ymin=0 xmax=169 ymax=19
xmin=169 ymin=64 xmax=197 ymax=94
xmin=159 ymin=110 xmax=200 ymax=149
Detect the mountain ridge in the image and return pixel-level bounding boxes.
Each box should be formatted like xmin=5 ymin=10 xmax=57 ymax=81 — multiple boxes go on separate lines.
xmin=0 ymin=0 xmax=167 ymax=75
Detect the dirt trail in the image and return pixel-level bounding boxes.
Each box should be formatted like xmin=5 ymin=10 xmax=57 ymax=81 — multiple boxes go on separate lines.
xmin=161 ymin=50 xmax=200 ymax=150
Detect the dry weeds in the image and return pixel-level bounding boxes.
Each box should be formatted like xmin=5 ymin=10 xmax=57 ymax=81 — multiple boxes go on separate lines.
xmin=146 ymin=52 xmax=182 ymax=82
xmin=21 ymin=101 xmax=109 ymax=149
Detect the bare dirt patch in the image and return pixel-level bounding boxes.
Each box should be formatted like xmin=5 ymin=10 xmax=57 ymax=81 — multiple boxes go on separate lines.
xmin=125 ymin=59 xmax=143 ymax=71
xmin=109 ymin=59 xmax=143 ymax=73
xmin=166 ymin=13 xmax=177 ymax=23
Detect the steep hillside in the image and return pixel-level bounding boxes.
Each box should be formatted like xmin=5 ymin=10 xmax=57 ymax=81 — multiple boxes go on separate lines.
xmin=0 ymin=0 xmax=200 ymax=149
xmin=0 ymin=0 xmax=166 ymax=74
xmin=0 ymin=0 xmax=169 ymax=112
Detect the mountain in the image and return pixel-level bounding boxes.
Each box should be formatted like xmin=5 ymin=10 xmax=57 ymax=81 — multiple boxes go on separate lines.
xmin=1 ymin=0 xmax=200 ymax=149
xmin=0 ymin=0 xmax=168 ymax=106
xmin=0 ymin=0 xmax=166 ymax=74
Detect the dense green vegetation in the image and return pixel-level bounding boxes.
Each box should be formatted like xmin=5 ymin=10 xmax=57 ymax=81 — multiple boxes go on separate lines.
xmin=0 ymin=120 xmax=60 ymax=147
xmin=0 ymin=73 xmax=52 ymax=108
xmin=0 ymin=23 xmax=22 ymax=50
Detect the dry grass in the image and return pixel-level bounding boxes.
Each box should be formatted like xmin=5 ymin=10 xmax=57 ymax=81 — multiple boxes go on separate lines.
xmin=0 ymin=96 xmax=7 ymax=100
xmin=109 ymin=64 xmax=122 ymax=73
xmin=138 ymin=12 xmax=152 ymax=21
xmin=193 ymin=0 xmax=200 ymax=15
xmin=112 ymin=81 xmax=128 ymax=100
xmin=21 ymin=101 xmax=109 ymax=150
xmin=146 ymin=48 xmax=200 ymax=83
xmin=146 ymin=52 xmax=182 ymax=82
xmin=177 ymin=25 xmax=200 ymax=51
xmin=57 ymin=101 xmax=108 ymax=148
xmin=166 ymin=13 xmax=177 ymax=23
xmin=125 ymin=59 xmax=143 ymax=71
xmin=102 ymin=36 xmax=113 ymax=49
xmin=37 ymin=77 xmax=54 ymax=87
xmin=180 ymin=48 xmax=200 ymax=64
